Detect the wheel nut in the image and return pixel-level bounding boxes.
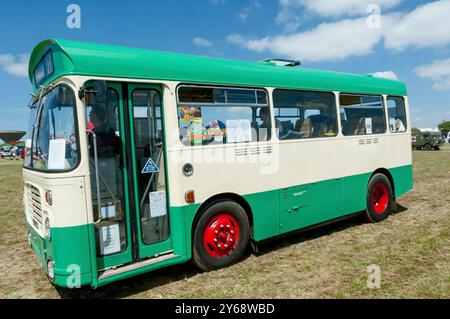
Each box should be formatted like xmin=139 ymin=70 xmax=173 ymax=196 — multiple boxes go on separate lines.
xmin=224 ymin=244 xmax=228 ymax=248
xmin=227 ymin=225 xmax=230 ymax=228
xmin=230 ymin=230 xmax=234 ymax=234
xmin=218 ymin=244 xmax=222 ymax=248
xmin=214 ymin=230 xmax=219 ymax=234
xmin=214 ymin=238 xmax=217 ymax=242
xmin=229 ymin=238 xmax=233 ymax=242
xmin=220 ymin=224 xmax=224 ymax=228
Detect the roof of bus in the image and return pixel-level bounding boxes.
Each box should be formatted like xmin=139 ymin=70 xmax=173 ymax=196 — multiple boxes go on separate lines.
xmin=29 ymin=39 xmax=407 ymax=96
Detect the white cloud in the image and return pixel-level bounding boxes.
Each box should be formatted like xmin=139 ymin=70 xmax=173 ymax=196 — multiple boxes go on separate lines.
xmin=415 ymin=58 xmax=450 ymax=91
xmin=227 ymin=17 xmax=382 ymax=62
xmin=371 ymin=71 xmax=399 ymax=80
xmin=237 ymin=0 xmax=262 ymax=22
xmin=228 ymin=1 xmax=450 ymax=64
xmin=193 ymin=37 xmax=212 ymax=47
xmin=280 ymin=0 xmax=403 ymax=18
xmin=383 ymin=0 xmax=450 ymax=51
xmin=0 ymin=54 xmax=14 ymax=64
xmin=0 ymin=53 xmax=29 ymax=77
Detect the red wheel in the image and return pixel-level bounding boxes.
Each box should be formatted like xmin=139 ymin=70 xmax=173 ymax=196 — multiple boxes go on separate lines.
xmin=370 ymin=183 xmax=389 ymax=214
xmin=202 ymin=213 xmax=240 ymax=258
xmin=366 ymin=173 xmax=393 ymax=222
xmin=193 ymin=200 xmax=249 ymax=271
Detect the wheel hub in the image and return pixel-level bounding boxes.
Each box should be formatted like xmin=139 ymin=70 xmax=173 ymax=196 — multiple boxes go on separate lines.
xmin=203 ymin=213 xmax=240 ymax=258
xmin=371 ymin=182 xmax=389 ymax=214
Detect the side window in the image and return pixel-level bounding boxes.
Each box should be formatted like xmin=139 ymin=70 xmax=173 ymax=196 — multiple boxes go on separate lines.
xmin=177 ymin=86 xmax=270 ymax=146
xmin=273 ymin=89 xmax=338 ymax=140
xmin=387 ymin=96 xmax=407 ymax=133
xmin=340 ymin=95 xmax=386 ymax=136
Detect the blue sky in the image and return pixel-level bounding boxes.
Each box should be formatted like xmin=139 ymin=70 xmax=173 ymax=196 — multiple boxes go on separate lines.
xmin=1 ymin=0 xmax=450 ymax=134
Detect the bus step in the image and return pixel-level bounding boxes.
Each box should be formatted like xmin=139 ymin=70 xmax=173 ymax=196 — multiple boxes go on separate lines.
xmin=98 ymin=252 xmax=178 ymax=281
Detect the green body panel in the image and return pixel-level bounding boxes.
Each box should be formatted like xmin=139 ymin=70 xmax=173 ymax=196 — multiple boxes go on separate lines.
xmin=28 ymin=224 xmax=93 ymax=287
xmin=28 ymin=164 xmax=413 ymax=287
xmin=342 ymin=172 xmax=371 ymax=214
xmin=29 ymin=39 xmax=407 ymax=96
xmin=390 ymin=165 xmax=414 ymax=198
xmin=279 ymin=178 xmax=344 ymax=234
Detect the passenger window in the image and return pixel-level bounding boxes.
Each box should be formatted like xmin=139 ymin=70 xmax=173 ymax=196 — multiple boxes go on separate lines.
xmin=272 ymin=89 xmax=338 ymax=140
xmin=177 ymin=86 xmax=270 ymax=146
xmin=387 ymin=96 xmax=407 ymax=133
xmin=340 ymin=95 xmax=386 ymax=136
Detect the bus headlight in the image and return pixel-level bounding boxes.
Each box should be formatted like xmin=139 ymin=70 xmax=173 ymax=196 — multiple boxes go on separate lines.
xmin=47 ymin=259 xmax=55 ymax=281
xmin=44 ymin=218 xmax=51 ymax=241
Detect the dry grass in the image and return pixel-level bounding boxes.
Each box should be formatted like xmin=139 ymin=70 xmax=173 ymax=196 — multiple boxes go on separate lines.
xmin=0 ymin=146 xmax=449 ymax=299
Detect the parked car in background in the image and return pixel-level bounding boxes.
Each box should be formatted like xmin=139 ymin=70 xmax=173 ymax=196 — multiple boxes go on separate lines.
xmin=412 ymin=132 xmax=443 ymax=150
xmin=0 ymin=146 xmax=12 ymax=158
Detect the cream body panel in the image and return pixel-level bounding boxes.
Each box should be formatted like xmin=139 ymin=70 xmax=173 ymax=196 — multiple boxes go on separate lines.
xmin=23 ymin=171 xmax=88 ymax=230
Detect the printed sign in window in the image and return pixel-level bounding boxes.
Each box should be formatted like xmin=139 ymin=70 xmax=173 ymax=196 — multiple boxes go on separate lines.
xmin=365 ymin=118 xmax=373 ymax=135
xmin=47 ymin=139 xmax=66 ymax=169
xmin=99 ymin=223 xmax=121 ymax=255
xmin=226 ymin=119 xmax=252 ymax=143
xmin=149 ymin=190 xmax=167 ymax=218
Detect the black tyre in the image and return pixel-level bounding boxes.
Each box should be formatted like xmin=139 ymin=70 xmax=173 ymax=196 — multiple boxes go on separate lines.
xmin=192 ymin=200 xmax=249 ymax=271
xmin=365 ymin=173 xmax=394 ymax=223
xmin=423 ymin=144 xmax=432 ymax=151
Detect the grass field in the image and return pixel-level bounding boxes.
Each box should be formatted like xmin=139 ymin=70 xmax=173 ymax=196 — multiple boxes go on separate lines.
xmin=0 ymin=146 xmax=449 ymax=299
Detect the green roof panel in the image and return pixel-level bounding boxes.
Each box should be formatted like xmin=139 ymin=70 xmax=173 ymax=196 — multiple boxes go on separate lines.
xmin=29 ymin=39 xmax=407 ymax=96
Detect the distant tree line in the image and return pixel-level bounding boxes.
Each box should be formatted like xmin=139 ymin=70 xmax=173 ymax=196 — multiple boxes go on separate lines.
xmin=411 ymin=121 xmax=450 ymax=135
xmin=438 ymin=121 xmax=450 ymax=135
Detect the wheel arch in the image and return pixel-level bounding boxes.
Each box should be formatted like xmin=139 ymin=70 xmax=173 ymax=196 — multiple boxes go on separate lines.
xmin=191 ymin=192 xmax=254 ymax=240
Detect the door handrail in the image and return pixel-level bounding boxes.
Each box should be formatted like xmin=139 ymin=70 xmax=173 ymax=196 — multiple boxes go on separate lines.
xmin=87 ymin=130 xmax=103 ymax=224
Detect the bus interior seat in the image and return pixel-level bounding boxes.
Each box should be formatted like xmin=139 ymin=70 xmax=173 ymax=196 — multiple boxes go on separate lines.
xmin=309 ymin=115 xmax=329 ymax=137
xmin=354 ymin=117 xmax=366 ymax=135
xmin=280 ymin=121 xmax=294 ymax=135
xmin=299 ymin=118 xmax=311 ymax=138
xmin=294 ymin=118 xmax=304 ymax=132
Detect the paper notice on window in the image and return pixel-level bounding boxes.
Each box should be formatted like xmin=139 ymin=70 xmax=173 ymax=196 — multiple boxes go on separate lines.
xmin=365 ymin=118 xmax=373 ymax=134
xmin=99 ymin=223 xmax=121 ymax=255
xmin=226 ymin=119 xmax=252 ymax=143
xmin=25 ymin=139 xmax=32 ymax=148
xmin=47 ymin=139 xmax=66 ymax=169
xmin=101 ymin=204 xmax=116 ymax=219
xmin=149 ymin=190 xmax=167 ymax=218
xmin=389 ymin=118 xmax=396 ymax=131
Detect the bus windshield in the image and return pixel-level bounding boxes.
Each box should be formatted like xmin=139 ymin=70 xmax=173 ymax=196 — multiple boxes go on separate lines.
xmin=24 ymin=85 xmax=79 ymax=171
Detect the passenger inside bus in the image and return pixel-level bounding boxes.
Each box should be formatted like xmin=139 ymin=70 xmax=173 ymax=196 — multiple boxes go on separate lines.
xmin=88 ymin=105 xmax=121 ymax=157
xmin=259 ymin=106 xmax=281 ymax=140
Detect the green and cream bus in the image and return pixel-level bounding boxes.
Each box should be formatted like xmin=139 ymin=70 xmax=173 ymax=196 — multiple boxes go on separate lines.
xmin=23 ymin=39 xmax=413 ymax=288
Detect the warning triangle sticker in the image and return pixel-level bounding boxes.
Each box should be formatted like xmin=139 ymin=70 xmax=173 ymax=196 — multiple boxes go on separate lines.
xmin=141 ymin=157 xmax=159 ymax=174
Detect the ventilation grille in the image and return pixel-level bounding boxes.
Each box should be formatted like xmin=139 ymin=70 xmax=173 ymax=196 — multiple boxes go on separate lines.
xmin=234 ymin=145 xmax=273 ymax=157
xmin=27 ymin=184 xmax=43 ymax=229
xmin=359 ymin=137 xmax=381 ymax=145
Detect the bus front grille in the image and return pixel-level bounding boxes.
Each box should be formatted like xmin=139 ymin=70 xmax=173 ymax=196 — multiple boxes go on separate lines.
xmin=27 ymin=184 xmax=43 ymax=228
